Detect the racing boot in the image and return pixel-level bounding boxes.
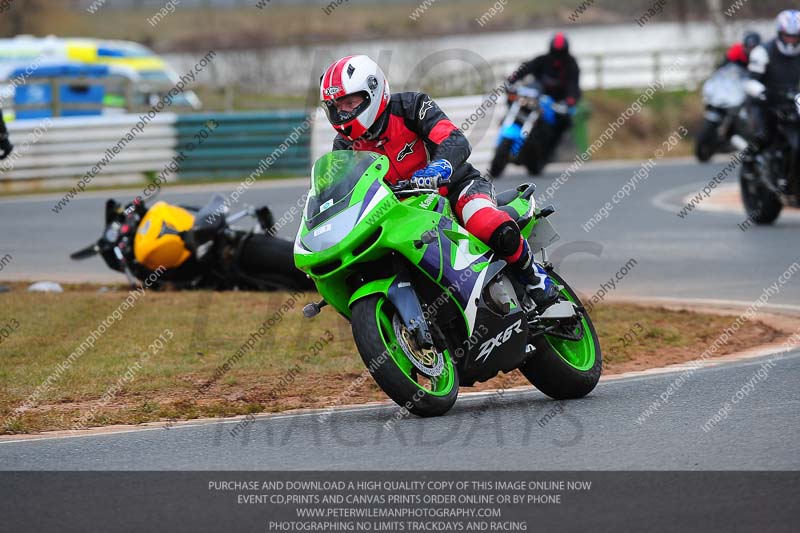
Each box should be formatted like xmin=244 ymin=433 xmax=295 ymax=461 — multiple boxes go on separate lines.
xmin=514 ymin=240 xmax=559 ymax=313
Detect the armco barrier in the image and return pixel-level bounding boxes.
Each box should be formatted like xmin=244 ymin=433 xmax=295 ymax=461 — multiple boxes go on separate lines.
xmin=1 ymin=113 xmax=178 ymax=192
xmin=174 ymin=111 xmax=311 ymax=180
xmin=1 ymin=111 xmax=313 ymax=192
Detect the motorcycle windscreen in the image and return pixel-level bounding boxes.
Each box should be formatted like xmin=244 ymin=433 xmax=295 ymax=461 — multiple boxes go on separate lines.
xmin=306 ymin=150 xmax=381 ymax=219
xmin=301 ymin=150 xmax=390 ymax=253
xmin=702 ymin=63 xmax=747 ymax=108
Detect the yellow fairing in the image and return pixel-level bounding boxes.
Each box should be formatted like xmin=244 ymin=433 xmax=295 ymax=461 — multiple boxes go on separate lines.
xmin=134 ymin=202 xmax=195 ymax=270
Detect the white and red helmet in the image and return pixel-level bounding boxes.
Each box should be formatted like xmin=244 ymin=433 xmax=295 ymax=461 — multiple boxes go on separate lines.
xmin=776 ymin=10 xmax=800 ymax=56
xmin=320 ymin=55 xmax=390 ymax=141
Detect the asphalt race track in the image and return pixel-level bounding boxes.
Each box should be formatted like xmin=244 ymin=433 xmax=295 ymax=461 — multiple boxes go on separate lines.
xmin=1 ymin=158 xmax=799 ymax=469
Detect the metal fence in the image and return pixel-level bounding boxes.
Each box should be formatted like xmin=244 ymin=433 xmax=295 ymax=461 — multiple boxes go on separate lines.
xmin=422 ymin=48 xmax=720 ymax=96
xmin=174 ymin=111 xmax=311 ymax=179
xmin=162 ymin=47 xmax=721 ymax=101
xmin=1 ymin=110 xmax=312 ymax=192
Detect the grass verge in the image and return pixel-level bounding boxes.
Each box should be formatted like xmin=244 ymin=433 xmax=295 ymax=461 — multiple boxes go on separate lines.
xmin=0 ymin=288 xmax=780 ymax=434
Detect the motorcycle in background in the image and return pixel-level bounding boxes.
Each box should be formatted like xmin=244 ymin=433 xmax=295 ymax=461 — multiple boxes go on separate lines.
xmin=71 ymin=194 xmax=314 ymax=291
xmin=696 ymin=63 xmax=750 ymax=162
xmin=490 ymin=82 xmax=572 ymax=178
xmin=739 ymin=89 xmax=800 ymax=225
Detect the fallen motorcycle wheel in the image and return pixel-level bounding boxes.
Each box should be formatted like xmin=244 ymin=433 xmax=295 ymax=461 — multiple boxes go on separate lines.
xmin=240 ymin=234 xmax=316 ymax=291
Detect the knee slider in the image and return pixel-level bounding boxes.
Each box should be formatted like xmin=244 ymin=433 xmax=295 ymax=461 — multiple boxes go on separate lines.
xmin=489 ymin=221 xmax=521 ymax=257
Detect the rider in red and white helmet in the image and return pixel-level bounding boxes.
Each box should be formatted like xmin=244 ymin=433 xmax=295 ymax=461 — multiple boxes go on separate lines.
xmin=320 ymin=55 xmax=391 ymax=142
xmin=320 ymin=55 xmax=559 ymax=313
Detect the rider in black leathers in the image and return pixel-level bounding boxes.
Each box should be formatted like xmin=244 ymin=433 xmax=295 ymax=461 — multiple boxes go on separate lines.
xmin=743 ymin=11 xmax=800 ymax=170
xmin=506 ymin=32 xmax=581 ymax=152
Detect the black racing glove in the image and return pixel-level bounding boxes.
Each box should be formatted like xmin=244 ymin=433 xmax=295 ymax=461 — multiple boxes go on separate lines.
xmin=0 ymin=134 xmax=12 ymax=160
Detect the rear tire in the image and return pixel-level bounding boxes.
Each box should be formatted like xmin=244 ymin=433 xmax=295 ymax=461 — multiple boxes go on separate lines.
xmin=489 ymin=139 xmax=513 ymax=179
xmin=239 ymin=234 xmax=315 ymax=291
xmin=739 ymin=168 xmax=782 ymax=225
xmin=519 ymin=272 xmax=601 ymax=399
xmin=351 ymin=295 xmax=458 ymax=417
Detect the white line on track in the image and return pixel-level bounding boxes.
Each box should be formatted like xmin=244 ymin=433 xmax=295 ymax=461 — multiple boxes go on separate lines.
xmin=652 ymin=180 xmax=800 ymax=220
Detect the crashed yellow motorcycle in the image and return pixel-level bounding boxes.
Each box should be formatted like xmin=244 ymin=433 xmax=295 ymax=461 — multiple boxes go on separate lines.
xmin=71 ymin=194 xmax=313 ymax=291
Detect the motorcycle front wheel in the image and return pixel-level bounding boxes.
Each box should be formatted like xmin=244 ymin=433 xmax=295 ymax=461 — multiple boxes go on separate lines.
xmin=489 ymin=139 xmax=513 ymax=179
xmin=695 ymin=119 xmax=720 ymax=162
xmin=351 ymin=295 xmax=458 ymax=417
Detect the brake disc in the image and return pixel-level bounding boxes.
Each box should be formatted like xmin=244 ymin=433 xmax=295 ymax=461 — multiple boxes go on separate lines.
xmin=392 ymin=314 xmax=444 ymax=377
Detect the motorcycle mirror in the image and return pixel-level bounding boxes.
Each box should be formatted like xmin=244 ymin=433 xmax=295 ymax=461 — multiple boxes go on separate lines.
xmin=70 ymin=243 xmax=100 ymax=260
xmin=256 ymin=206 xmax=275 ymax=234
xmin=105 ymin=199 xmax=122 ymax=225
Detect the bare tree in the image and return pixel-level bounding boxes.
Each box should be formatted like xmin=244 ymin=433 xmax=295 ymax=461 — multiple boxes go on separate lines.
xmin=705 ymin=0 xmax=730 ymax=46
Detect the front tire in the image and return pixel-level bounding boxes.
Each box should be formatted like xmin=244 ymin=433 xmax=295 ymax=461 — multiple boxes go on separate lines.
xmin=519 ymin=272 xmax=601 ymax=399
xmin=739 ymin=167 xmax=782 ymax=225
xmin=521 ymin=126 xmax=546 ymax=175
xmin=695 ymin=120 xmax=720 ymax=162
xmin=351 ymin=295 xmax=458 ymax=417
xmin=489 ymin=139 xmax=513 ymax=179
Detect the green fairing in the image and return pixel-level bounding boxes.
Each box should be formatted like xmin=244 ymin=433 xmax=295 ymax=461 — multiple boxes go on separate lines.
xmin=294 ymin=151 xmax=539 ymax=324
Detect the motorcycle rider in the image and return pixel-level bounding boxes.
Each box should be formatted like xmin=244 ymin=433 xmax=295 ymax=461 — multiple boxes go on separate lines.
xmin=0 ymin=109 xmax=13 ymax=160
xmin=721 ymin=32 xmax=762 ymax=68
xmin=743 ymin=10 xmax=800 ymax=173
xmin=507 ymin=32 xmax=580 ymax=105
xmin=320 ymin=55 xmax=559 ymax=313
xmin=505 ymin=32 xmax=581 ymax=142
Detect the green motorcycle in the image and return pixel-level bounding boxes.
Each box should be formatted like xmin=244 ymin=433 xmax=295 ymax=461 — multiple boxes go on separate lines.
xmin=294 ymin=150 xmax=601 ymax=417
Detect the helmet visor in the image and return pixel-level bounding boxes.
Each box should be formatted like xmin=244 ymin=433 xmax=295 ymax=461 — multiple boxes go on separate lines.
xmin=780 ymin=31 xmax=800 ymax=46
xmin=323 ymin=92 xmax=371 ymax=126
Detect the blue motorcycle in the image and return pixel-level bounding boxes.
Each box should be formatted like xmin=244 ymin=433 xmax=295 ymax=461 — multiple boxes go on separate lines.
xmin=490 ymin=82 xmax=571 ymax=178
